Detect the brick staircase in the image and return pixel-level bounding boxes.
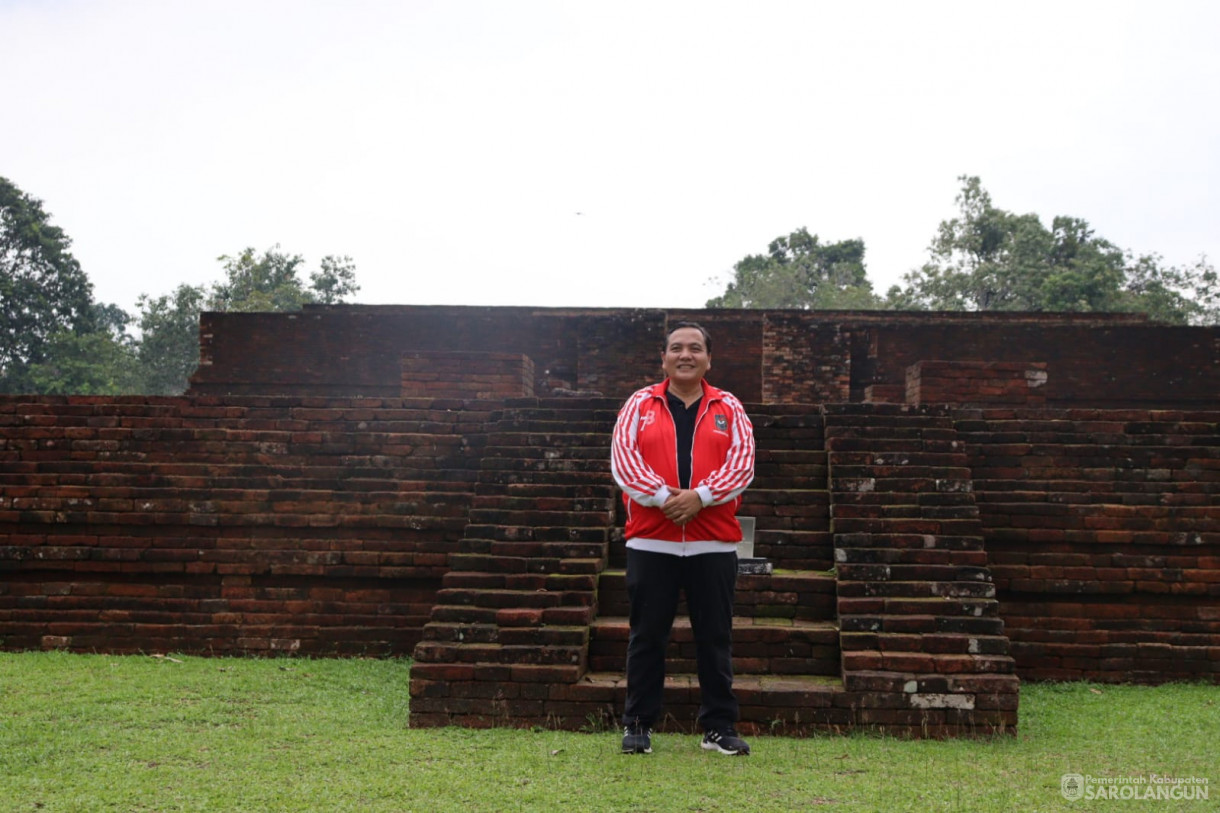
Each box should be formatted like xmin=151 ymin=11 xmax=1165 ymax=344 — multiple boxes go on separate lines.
xmin=960 ymin=409 xmax=1220 ymax=682
xmin=410 ymin=399 xmax=623 ymax=727
xmin=409 ymin=400 xmax=1018 ymax=736
xmin=411 ymin=402 xmax=848 ymax=733
xmin=578 ymin=406 xmax=844 ymax=734
xmin=824 ymin=403 xmax=1019 ymax=736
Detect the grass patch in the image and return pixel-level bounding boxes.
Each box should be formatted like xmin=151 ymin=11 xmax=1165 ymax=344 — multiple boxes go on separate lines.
xmin=0 ymin=652 xmax=1215 ymax=811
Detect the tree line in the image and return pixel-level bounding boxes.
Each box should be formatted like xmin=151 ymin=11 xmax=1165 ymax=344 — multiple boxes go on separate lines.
xmin=708 ymin=175 xmax=1218 ymax=325
xmin=3 ymin=174 xmax=1216 ymax=396
xmin=0 ymin=176 xmax=358 ymax=395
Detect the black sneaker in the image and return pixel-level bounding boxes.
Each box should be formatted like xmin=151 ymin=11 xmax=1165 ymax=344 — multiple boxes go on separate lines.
xmin=701 ymin=727 xmax=750 ymax=756
xmin=621 ymin=723 xmax=652 ymax=754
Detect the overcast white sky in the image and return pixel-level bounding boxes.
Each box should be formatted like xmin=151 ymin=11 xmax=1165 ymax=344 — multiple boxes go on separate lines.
xmin=3 ymin=0 xmax=1218 ymax=315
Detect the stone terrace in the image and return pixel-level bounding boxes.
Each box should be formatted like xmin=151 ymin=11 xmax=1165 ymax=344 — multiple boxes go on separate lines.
xmin=2 ymin=395 xmax=1217 ymax=737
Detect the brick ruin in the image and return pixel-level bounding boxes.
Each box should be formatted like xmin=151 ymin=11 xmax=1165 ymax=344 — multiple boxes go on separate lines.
xmin=2 ymin=305 xmax=1217 ymax=737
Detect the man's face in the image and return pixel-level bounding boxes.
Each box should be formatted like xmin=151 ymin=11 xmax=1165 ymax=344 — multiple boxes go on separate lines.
xmin=661 ymin=327 xmax=711 ymax=388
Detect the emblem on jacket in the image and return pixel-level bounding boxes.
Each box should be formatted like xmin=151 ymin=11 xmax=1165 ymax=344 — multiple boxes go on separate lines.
xmin=640 ymin=412 xmax=656 ymax=430
xmin=715 ymin=414 xmax=728 ymax=431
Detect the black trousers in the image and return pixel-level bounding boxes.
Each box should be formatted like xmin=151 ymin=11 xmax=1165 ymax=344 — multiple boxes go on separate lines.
xmin=621 ymin=548 xmax=738 ymax=731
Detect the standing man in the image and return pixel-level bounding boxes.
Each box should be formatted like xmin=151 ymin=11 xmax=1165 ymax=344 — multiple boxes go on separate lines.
xmin=610 ymin=321 xmax=756 ymax=756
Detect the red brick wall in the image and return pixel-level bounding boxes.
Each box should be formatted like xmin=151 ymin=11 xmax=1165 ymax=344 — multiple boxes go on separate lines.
xmin=866 ymin=323 xmax=1217 ymax=408
xmin=0 ymin=395 xmax=489 ymax=655
xmin=402 ymin=351 xmax=535 ymax=399
xmin=761 ymin=315 xmax=850 ymax=404
xmin=908 ymin=361 xmax=1048 ymax=406
xmin=3 ymin=394 xmax=1217 ymax=685
xmin=961 ymin=408 xmax=1220 ymax=682
xmin=191 ymin=306 xmax=1220 ymax=409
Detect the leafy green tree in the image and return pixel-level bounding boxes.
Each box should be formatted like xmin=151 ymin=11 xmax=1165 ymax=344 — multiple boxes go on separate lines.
xmin=707 ymin=228 xmax=881 ymax=309
xmin=26 ymin=323 xmax=141 ymax=395
xmin=133 ymin=246 xmax=360 ymax=394
xmin=0 ymin=176 xmax=98 ymax=392
xmin=134 ymin=284 xmax=207 ymax=395
xmin=207 ymin=246 xmax=358 ymax=312
xmin=888 ymin=176 xmax=1218 ymax=323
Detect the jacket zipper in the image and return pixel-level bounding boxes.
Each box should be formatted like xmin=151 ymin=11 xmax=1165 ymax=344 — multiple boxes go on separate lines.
xmin=662 ymin=392 xmax=714 ymax=544
xmin=660 ymin=400 xmax=685 ymax=543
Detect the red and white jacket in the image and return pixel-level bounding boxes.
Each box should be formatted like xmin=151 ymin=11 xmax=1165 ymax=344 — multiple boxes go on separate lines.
xmin=610 ymin=379 xmax=755 ymax=543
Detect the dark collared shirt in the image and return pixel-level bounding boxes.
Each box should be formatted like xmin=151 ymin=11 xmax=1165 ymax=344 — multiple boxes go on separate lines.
xmin=666 ymin=392 xmax=701 ymax=489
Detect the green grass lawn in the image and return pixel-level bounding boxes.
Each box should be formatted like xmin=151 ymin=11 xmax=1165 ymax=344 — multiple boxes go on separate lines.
xmin=0 ymin=652 xmax=1215 ymax=812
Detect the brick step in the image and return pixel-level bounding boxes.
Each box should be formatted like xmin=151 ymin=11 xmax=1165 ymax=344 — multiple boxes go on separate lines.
xmin=1 ymin=448 xmax=474 ymax=467
xmin=831 ymin=518 xmax=982 ymax=536
xmin=835 ymin=579 xmax=997 ymax=599
xmin=455 ymin=540 xmax=608 ymax=561
xmin=825 ymin=439 xmax=964 ymax=454
xmin=830 ymin=465 xmax=973 ymax=480
xmin=747 ymin=471 xmax=829 ymax=488
xmin=434 ymin=587 xmax=594 ymax=610
xmin=839 ymin=631 xmax=1011 ymax=656
xmin=834 ymin=532 xmax=986 ymax=550
xmin=971 ymin=478 xmax=1220 ymax=496
xmin=501 ymin=396 xmax=623 ymax=409
xmin=588 ymin=616 xmax=840 ymax=675
xmin=829 ymin=451 xmax=971 ymax=466
xmin=479 ymin=449 xmax=613 ymax=465
xmin=826 ymin=428 xmax=959 ymax=444
xmin=830 ymin=504 xmax=979 ymax=520
xmin=754 ymin=449 xmax=828 ymax=463
xmin=838 ymin=596 xmax=998 ymax=617
xmin=461 ymin=525 xmax=612 ymax=543
xmin=465 ymin=508 xmax=612 ymax=527
xmin=0 ymin=492 xmax=475 ymax=515
xmin=0 ymin=470 xmax=479 ymax=491
xmin=446 ymin=554 xmax=605 ymax=576
xmin=469 ymin=494 xmax=615 ymax=513
xmin=440 ymin=571 xmax=598 ymax=591
xmin=970 ymin=491 xmax=1220 ymax=507
xmin=2 ymin=428 xmax=473 ymax=445
xmin=597 ymin=568 xmax=836 ymax=621
xmin=477 ymin=470 xmax=617 ymax=487
xmin=427 ymin=604 xmax=593 ymax=626
xmin=830 ymin=477 xmax=975 ymax=495
xmin=421 ymin=621 xmax=590 ymax=646
xmin=842 ymin=650 xmax=1016 ymax=675
xmin=752 ymin=530 xmax=834 ymax=568
xmin=743 ymin=513 xmax=831 ymax=532
xmin=479 ymin=457 xmax=611 ymax=473
xmin=750 ymin=429 xmax=826 ymax=448
xmin=413 ymin=639 xmax=586 ymax=666
xmin=830 ymin=492 xmax=976 ymax=506
xmin=740 ymin=489 xmax=830 ymax=509
xmin=836 ymin=548 xmax=992 ymax=568
xmin=835 ymin=562 xmax=992 ymax=582
xmin=751 ymin=469 xmax=830 ymax=486
xmin=491 ymin=420 xmax=616 ymax=435
xmin=568 ymin=672 xmax=849 ymax=733
xmin=0 ymin=547 xmax=457 ymax=578
xmin=838 ymin=613 xmax=1006 ymax=636
xmin=0 ymin=511 xmax=471 ymax=533
xmin=749 ymin=409 xmax=826 ymax=423
xmin=483 ymin=431 xmax=614 ymax=447
xmin=487 ymin=483 xmax=618 ymax=500
xmin=823 ymin=404 xmax=955 ymax=421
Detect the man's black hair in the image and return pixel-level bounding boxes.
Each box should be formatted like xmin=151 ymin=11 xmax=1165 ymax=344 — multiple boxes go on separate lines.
xmin=664 ymin=321 xmax=712 ymax=353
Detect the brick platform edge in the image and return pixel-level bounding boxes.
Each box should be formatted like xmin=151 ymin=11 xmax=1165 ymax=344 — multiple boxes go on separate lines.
xmin=409 ymin=401 xmax=1022 ymax=738
xmin=825 ymin=403 xmax=1018 ymax=738
xmin=3 ymin=395 xmax=1216 ymax=737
